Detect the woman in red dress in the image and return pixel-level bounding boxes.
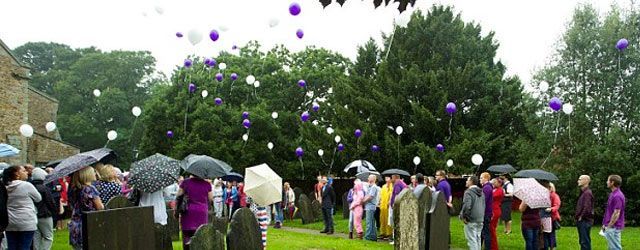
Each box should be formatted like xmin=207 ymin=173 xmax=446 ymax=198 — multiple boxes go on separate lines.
xmin=490 ymin=178 xmax=504 ymax=250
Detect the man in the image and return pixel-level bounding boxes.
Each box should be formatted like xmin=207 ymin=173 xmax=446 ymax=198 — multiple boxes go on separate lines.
xmin=320 ymin=176 xmax=336 ymax=234
xmin=575 ymin=175 xmax=594 ymax=250
xmin=500 ymin=175 xmax=514 ymax=234
xmin=603 ymin=175 xmax=625 ymax=250
xmin=363 ymin=175 xmax=380 ymax=241
xmin=379 ymin=176 xmax=394 ymax=240
xmin=412 ymin=174 xmax=427 ymax=198
xmin=410 ymin=175 xmax=417 ymax=189
xmin=480 ymin=172 xmax=493 ymax=250
xmin=435 ymin=170 xmax=453 ymax=208
xmin=314 ymin=175 xmax=324 ymax=202
xmin=460 ymin=176 xmax=485 ymax=250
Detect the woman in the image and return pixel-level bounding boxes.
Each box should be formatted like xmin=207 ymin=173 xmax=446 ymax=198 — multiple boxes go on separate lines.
xmin=490 ymin=178 xmax=504 ymax=250
xmin=68 ymin=167 xmax=104 ymax=250
xmin=4 ymin=165 xmax=42 ymax=250
xmin=223 ymin=182 xmax=237 ymax=219
xmin=212 ymin=179 xmax=224 ymax=218
xmin=379 ymin=176 xmax=394 ymax=240
xmin=32 ymin=168 xmax=58 ymax=250
xmin=349 ymin=180 xmax=365 ymax=239
xmin=284 ymin=183 xmax=295 ymax=221
xmin=94 ymin=164 xmax=121 ymax=204
xmin=238 ymin=182 xmax=247 ymax=208
xmin=544 ymin=183 xmax=561 ymax=250
xmin=519 ymin=200 xmax=541 ymax=250
xmin=176 ymin=175 xmax=213 ymax=250
xmin=500 ymin=175 xmax=514 ymax=234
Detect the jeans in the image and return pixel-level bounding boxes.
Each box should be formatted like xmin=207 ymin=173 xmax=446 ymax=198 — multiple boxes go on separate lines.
xmin=464 ymin=222 xmax=483 ymax=250
xmin=274 ymin=205 xmax=284 ymax=223
xmin=6 ymin=231 xmax=35 ymax=250
xmin=522 ymin=228 xmax=539 ymax=250
xmin=577 ymin=220 xmax=592 ymax=250
xmin=543 ymin=227 xmax=557 ymax=250
xmin=603 ymin=228 xmax=622 ymax=250
xmin=364 ymin=210 xmax=377 ymax=241
xmin=34 ymin=217 xmax=54 ymax=250
xmin=322 ymin=208 xmax=333 ymax=232
xmin=482 ymin=216 xmax=491 ymax=250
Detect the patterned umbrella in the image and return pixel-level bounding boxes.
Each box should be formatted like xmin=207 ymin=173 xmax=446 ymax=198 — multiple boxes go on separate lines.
xmin=0 ymin=143 xmax=20 ymax=157
xmin=181 ymin=154 xmax=232 ymax=179
xmin=129 ymin=153 xmax=181 ymax=193
xmin=222 ymin=172 xmax=243 ymax=183
xmin=44 ymin=148 xmax=116 ymax=184
xmin=514 ymin=178 xmax=551 ymax=209
xmin=343 ymin=160 xmax=376 ymax=175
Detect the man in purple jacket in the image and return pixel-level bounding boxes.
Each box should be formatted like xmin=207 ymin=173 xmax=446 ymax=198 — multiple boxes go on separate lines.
xmin=575 ymin=175 xmax=594 ymax=250
xmin=480 ymin=172 xmax=493 ymax=250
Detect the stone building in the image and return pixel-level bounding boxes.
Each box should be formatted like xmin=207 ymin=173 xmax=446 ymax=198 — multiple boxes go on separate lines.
xmin=0 ymin=38 xmax=79 ymax=166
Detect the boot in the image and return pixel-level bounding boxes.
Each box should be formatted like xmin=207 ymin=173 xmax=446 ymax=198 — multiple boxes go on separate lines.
xmin=349 ymin=232 xmax=353 ymax=239
xmin=357 ymin=233 xmax=363 ymax=239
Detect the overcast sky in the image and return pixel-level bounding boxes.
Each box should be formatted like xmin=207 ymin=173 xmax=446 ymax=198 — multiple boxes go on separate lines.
xmin=0 ymin=0 xmax=630 ymax=86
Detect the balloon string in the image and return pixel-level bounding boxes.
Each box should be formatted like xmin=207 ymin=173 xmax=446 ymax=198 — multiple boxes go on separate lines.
xmin=553 ymin=112 xmax=560 ymax=144
xmin=329 ymin=147 xmax=337 ymax=174
xmin=299 ymin=157 xmax=305 ymax=179
xmin=540 ymin=147 xmax=553 ymax=168
xmin=384 ymin=24 xmax=398 ymax=61
xmin=447 ymin=115 xmax=453 ymax=141
xmin=397 ymin=136 xmax=400 ymax=167
xmin=183 ymin=97 xmax=190 ymax=134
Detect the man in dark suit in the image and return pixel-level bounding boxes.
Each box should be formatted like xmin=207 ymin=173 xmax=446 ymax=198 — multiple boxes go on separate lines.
xmin=320 ymin=176 xmax=336 ymax=234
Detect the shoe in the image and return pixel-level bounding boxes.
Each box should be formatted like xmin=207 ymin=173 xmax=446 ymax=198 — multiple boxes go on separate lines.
xmin=357 ymin=233 xmax=363 ymax=239
xmin=327 ymin=231 xmax=334 ymax=235
xmin=320 ymin=230 xmax=328 ymax=233
xmin=389 ymin=241 xmax=394 ymax=245
xmin=349 ymin=232 xmax=353 ymax=239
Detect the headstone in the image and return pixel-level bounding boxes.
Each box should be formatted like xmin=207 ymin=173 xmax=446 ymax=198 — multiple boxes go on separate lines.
xmin=308 ymin=191 xmax=317 ymax=202
xmin=154 ymin=223 xmax=173 ymax=250
xmin=82 ymin=206 xmax=155 ymax=250
xmin=342 ymin=192 xmax=350 ymax=219
xmin=426 ymin=191 xmax=450 ymax=250
xmin=105 ymin=196 xmax=133 ymax=209
xmin=226 ymin=208 xmax=262 ymax=250
xmin=393 ymin=189 xmax=419 ymax=250
xmin=210 ymin=216 xmax=228 ymax=236
xmin=189 ymin=224 xmax=225 ymax=250
xmin=166 ymin=209 xmax=180 ymax=241
xmin=293 ymin=187 xmax=304 ymax=219
xmin=297 ymin=194 xmax=315 ymax=224
xmin=311 ymin=200 xmax=322 ymax=222
xmin=416 ymin=188 xmax=433 ymax=250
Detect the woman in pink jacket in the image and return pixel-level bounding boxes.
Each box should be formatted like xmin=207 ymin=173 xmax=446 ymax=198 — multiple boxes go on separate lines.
xmin=349 ymin=180 xmax=365 ymax=239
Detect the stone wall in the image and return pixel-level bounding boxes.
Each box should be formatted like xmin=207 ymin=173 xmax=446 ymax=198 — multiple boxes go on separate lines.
xmin=0 ymin=53 xmax=29 ymax=165
xmin=31 ymin=133 xmax=79 ymax=165
xmin=28 ymin=87 xmax=61 ymax=140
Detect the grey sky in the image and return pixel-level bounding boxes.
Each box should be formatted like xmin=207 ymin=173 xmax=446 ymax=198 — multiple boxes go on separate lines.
xmin=0 ymin=0 xmax=628 ymax=86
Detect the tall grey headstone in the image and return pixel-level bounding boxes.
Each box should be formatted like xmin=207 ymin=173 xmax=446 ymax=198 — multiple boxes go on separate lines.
xmin=342 ymin=192 xmax=350 ymax=219
xmin=416 ymin=188 xmax=433 ymax=250
xmin=166 ymin=209 xmax=180 ymax=241
xmin=105 ymin=196 xmax=133 ymax=209
xmin=311 ymin=200 xmax=322 ymax=222
xmin=154 ymin=223 xmax=173 ymax=250
xmin=190 ymin=224 xmax=225 ymax=250
xmin=226 ymin=208 xmax=262 ymax=250
xmin=393 ymin=189 xmax=419 ymax=250
xmin=210 ymin=216 xmax=228 ymax=236
xmin=426 ymin=191 xmax=450 ymax=250
xmin=297 ymin=194 xmax=315 ymax=224
xmin=82 ymin=206 xmax=155 ymax=250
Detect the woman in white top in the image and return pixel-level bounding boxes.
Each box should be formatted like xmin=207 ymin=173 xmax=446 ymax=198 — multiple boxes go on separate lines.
xmin=3 ymin=165 xmax=42 ymax=250
xmin=212 ymin=179 xmax=224 ymax=218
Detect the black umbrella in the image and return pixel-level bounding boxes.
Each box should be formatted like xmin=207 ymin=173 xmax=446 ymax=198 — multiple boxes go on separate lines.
xmin=182 ymin=154 xmax=232 ymax=179
xmin=129 ymin=153 xmax=181 ymax=193
xmin=487 ymin=164 xmax=517 ymax=174
xmin=381 ymin=168 xmax=411 ymax=177
xmin=514 ymin=169 xmax=559 ymax=181
xmin=44 ymin=148 xmax=117 ymax=184
xmin=45 ymin=159 xmax=63 ymax=168
xmin=343 ymin=160 xmax=376 ymax=176
xmin=222 ymin=172 xmax=244 ymax=183
xmin=356 ymin=170 xmax=382 ymax=182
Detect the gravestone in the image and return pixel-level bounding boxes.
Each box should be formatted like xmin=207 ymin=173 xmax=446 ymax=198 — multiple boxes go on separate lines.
xmin=311 ymin=200 xmax=322 ymax=222
xmin=226 ymin=208 xmax=262 ymax=250
xmin=166 ymin=209 xmax=180 ymax=241
xmin=190 ymin=224 xmax=225 ymax=250
xmin=308 ymin=191 xmax=317 ymax=202
xmin=105 ymin=196 xmax=133 ymax=209
xmin=342 ymin=192 xmax=350 ymax=219
xmin=297 ymin=194 xmax=315 ymax=224
xmin=210 ymin=216 xmax=228 ymax=236
xmin=82 ymin=206 xmax=155 ymax=250
xmin=392 ymin=189 xmax=419 ymax=250
xmin=293 ymin=187 xmax=304 ymax=219
xmin=154 ymin=223 xmax=173 ymax=250
xmin=426 ymin=191 xmax=450 ymax=250
xmin=416 ymin=188 xmax=433 ymax=250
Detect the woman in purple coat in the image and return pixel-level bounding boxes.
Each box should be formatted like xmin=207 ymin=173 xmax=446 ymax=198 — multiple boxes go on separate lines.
xmin=176 ymin=175 xmax=213 ymax=250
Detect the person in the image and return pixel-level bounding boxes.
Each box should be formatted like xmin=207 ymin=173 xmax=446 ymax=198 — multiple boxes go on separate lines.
xmin=56 ymin=177 xmax=69 ymax=230
xmin=363 ymin=175 xmax=380 ymax=241
xmin=410 ymin=175 xmax=417 ymax=189
xmin=500 ymin=174 xmax=514 ymax=234
xmin=435 ymin=170 xmax=453 ymax=209
xmin=284 ymin=182 xmax=295 ymax=221
xmin=4 ymin=165 xmax=42 ymax=250
xmin=68 ymin=167 xmax=104 ymax=250
xmin=427 ymin=176 xmax=437 ymax=192
xmin=23 ymin=164 xmax=34 ymax=182
xmin=320 ymin=176 xmax=335 ymax=235
xmin=223 ymin=182 xmax=237 ymax=219
xmin=480 ymin=172 xmax=493 ymax=250
xmin=575 ymin=175 xmax=594 ymax=250
xmin=176 ymin=175 xmax=213 ymax=250
xmin=519 ymin=200 xmax=541 ymax=250
xmin=490 ymin=178 xmax=503 ymax=250
xmin=273 ymin=184 xmax=285 ymax=229
xmin=212 ymin=179 xmax=224 ymax=218
xmin=43 ymin=167 xmax=62 ymax=233
xmin=602 ymin=175 xmax=625 ymax=250
xmin=139 ymin=189 xmax=167 ymax=226
xmin=314 ymin=175 xmax=323 ymax=202
xmin=412 ymin=174 xmax=427 ymax=198
xmin=346 ymin=183 xmax=355 ymax=238
xmin=379 ymin=176 xmax=394 ymax=240
xmin=163 ymin=176 xmax=181 ymax=209
xmin=237 ymin=182 xmax=247 ymax=208
xmin=389 ymin=175 xmax=407 ymax=245
xmin=0 ymin=173 xmax=8 ymax=247
xmin=460 ymin=176 xmax=485 ymax=250
xmin=543 ymin=183 xmax=561 ymax=250
xmin=32 ymin=168 xmax=57 ymax=250
xmin=349 ymin=180 xmax=365 ymax=239
xmin=94 ymin=164 xmax=121 ymax=204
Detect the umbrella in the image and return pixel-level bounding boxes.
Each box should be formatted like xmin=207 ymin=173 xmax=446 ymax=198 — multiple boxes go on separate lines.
xmin=487 ymin=164 xmax=517 ymax=174
xmin=244 ymin=163 xmax=282 ymax=206
xmin=0 ymin=144 xmax=20 ymax=157
xmin=0 ymin=162 xmax=9 ymax=172
xmin=45 ymin=159 xmax=63 ymax=168
xmin=128 ymin=153 xmax=181 ymax=193
xmin=181 ymin=154 xmax=232 ymax=179
xmin=356 ymin=170 xmax=381 ymax=182
xmin=343 ymin=160 xmax=376 ymax=175
xmin=381 ymin=168 xmax=411 ymax=177
xmin=43 ymin=148 xmax=117 ymax=184
xmin=222 ymin=172 xmax=243 ymax=183
xmin=515 ymin=169 xmax=558 ymax=181
xmin=514 ymin=178 xmax=551 ymax=209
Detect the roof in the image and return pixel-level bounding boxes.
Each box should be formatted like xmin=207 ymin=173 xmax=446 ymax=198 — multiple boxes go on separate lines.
xmin=0 ymin=38 xmax=30 ymax=69
xmin=28 ymin=85 xmax=58 ymax=103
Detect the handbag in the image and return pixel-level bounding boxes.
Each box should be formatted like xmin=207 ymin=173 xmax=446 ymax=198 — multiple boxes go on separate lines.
xmin=176 ymin=194 xmax=188 ymax=215
xmin=553 ymin=220 xmax=561 ymax=230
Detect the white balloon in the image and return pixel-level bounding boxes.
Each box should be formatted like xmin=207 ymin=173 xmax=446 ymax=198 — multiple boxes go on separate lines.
xmin=562 ymin=103 xmax=574 ymax=114
xmin=93 ymin=89 xmax=101 ymax=97
xmin=246 ymin=75 xmax=256 ymax=85
xmin=242 ymin=134 xmax=249 ymax=141
xmin=318 ymin=149 xmax=324 ymax=156
xmin=254 ymin=81 xmax=260 ymax=88
xmin=471 ymin=154 xmax=483 ymax=166
xmin=131 ymin=106 xmax=142 ymax=117
xmin=413 ymin=156 xmax=421 ymax=165
xmin=201 ymin=90 xmax=209 ymax=98
xmin=107 ymin=130 xmax=118 ymax=141
xmin=268 ymin=18 xmax=280 ymax=28
xmin=154 ymin=6 xmax=164 ymax=15
xmin=267 ymin=142 xmax=274 ymax=150
xmin=219 ymin=63 xmax=227 ymax=70
xmin=395 ymin=126 xmax=403 ymax=135
xmin=187 ymin=29 xmax=203 ymax=46
xmin=19 ymin=124 xmax=34 ymax=137
xmin=269 ymin=112 xmax=278 ymax=119
xmin=312 ymin=120 xmax=319 ymax=126
xmin=334 ymin=135 xmax=341 ymax=143
xmin=539 ymin=81 xmax=549 ymax=92
xmin=45 ymin=122 xmax=56 ymax=132
xmin=446 ymin=159 xmax=454 ymax=167
xmin=395 ymin=12 xmax=411 ymax=28
xmin=327 ymin=127 xmax=334 ymax=135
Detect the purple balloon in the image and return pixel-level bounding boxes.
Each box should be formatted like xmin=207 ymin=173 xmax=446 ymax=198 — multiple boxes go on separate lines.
xmin=298 ymin=79 xmax=306 ymax=88
xmin=204 ymin=58 xmax=212 ymax=66
xmin=616 ymin=38 xmax=629 ymax=51
xmin=436 ymin=144 xmax=445 ymax=152
xmin=242 ymin=119 xmax=251 ymax=129
xmin=216 ymin=73 xmax=223 ymax=82
xmin=337 ymin=143 xmax=345 ymax=152
xmin=208 ymin=58 xmax=217 ymax=67
xmin=354 ymin=129 xmax=362 ymax=138
xmin=176 ymin=32 xmax=183 ymax=38
xmin=188 ymin=83 xmax=196 ymax=93
xmin=289 ymin=2 xmax=301 ymax=16
xmin=301 ymin=111 xmax=310 ymax=122
xmin=312 ymin=103 xmax=320 ymax=112
xmin=295 ymin=147 xmax=304 ymax=158
xmin=445 ymin=102 xmax=457 ymax=115
xmin=296 ymin=29 xmax=304 ymax=39
xmin=214 ymin=97 xmax=223 ymax=105
xmin=371 ymin=144 xmax=380 ymax=152
xmin=209 ymin=29 xmax=220 ymax=42
xmin=549 ymin=97 xmax=562 ymax=111
xmin=231 ymin=73 xmax=238 ymax=81
xmin=167 ymin=130 xmax=174 ymax=138
xmin=184 ymin=59 xmax=192 ymax=68
xmin=242 ymin=111 xmax=249 ymax=119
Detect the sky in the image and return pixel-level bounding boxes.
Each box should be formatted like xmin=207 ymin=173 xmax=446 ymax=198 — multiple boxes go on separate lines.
xmin=0 ymin=0 xmax=630 ymax=87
